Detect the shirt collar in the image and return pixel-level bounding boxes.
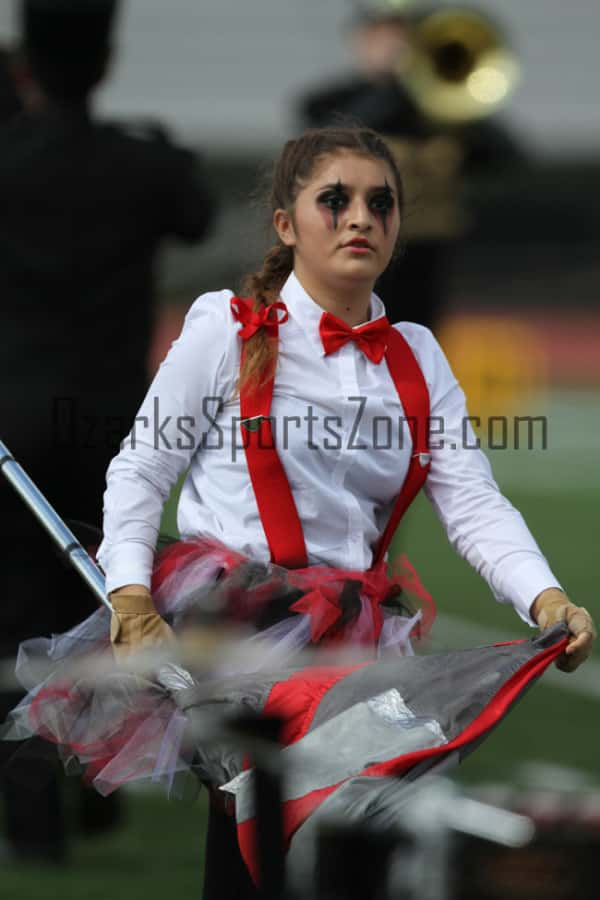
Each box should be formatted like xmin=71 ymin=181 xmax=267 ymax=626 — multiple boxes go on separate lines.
xmin=279 ymin=271 xmax=387 ymax=357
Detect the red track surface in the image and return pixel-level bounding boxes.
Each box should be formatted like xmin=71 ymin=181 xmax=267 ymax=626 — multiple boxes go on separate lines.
xmin=148 ymin=306 xmax=600 ymax=386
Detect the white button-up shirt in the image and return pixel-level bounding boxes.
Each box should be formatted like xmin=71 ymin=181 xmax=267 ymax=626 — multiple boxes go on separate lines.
xmin=98 ymin=272 xmax=560 ymax=624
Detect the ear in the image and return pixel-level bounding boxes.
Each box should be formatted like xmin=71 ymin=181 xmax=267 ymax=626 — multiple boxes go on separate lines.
xmin=273 ymin=208 xmax=297 ymax=248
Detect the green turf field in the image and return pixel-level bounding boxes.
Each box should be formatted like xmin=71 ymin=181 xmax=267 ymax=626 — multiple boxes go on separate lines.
xmin=2 ymin=391 xmax=598 ymax=897
xmin=393 ymin=389 xmax=600 ymax=781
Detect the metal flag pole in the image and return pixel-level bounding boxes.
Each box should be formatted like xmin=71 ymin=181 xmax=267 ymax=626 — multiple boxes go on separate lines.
xmin=0 ymin=440 xmax=293 ymax=894
xmin=0 ymin=438 xmax=111 ymax=611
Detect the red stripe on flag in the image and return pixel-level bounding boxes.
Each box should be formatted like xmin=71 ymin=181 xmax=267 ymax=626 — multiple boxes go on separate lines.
xmin=239 ymin=633 xmax=567 ymax=887
xmin=263 ymin=665 xmax=366 ymax=746
xmin=363 ymin=636 xmax=567 ymax=779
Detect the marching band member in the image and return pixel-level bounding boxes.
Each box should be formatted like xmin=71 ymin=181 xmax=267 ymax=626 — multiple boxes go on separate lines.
xmin=4 ymin=127 xmax=594 ymax=898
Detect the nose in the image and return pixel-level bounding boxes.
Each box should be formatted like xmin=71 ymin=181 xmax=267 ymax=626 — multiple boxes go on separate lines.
xmin=348 ymin=196 xmax=373 ymax=231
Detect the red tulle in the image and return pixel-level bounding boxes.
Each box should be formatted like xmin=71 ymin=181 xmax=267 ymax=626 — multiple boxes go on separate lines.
xmin=151 ymin=537 xmax=436 ymax=647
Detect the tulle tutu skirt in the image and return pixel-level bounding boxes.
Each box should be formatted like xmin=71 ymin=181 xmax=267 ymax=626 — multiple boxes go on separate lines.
xmin=2 ymin=535 xmax=435 ymax=798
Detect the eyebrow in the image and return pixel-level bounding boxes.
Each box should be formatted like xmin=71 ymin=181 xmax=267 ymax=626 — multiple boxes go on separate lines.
xmin=316 ymin=182 xmax=396 ymax=195
xmin=317 ymin=182 xmax=347 ymax=192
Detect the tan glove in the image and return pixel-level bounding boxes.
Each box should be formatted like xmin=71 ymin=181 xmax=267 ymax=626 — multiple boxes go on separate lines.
xmin=531 ymin=588 xmax=596 ymax=673
xmin=110 ymin=591 xmax=176 ymax=664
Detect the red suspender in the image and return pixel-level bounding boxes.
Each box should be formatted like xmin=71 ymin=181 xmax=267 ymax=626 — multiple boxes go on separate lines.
xmin=233 ymin=298 xmax=430 ymax=571
xmin=371 ymin=328 xmax=431 ymax=566
xmin=234 ymin=298 xmax=309 ymax=569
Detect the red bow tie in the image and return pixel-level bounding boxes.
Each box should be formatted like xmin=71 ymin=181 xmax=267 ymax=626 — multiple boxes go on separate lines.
xmin=319 ymin=311 xmax=391 ymax=364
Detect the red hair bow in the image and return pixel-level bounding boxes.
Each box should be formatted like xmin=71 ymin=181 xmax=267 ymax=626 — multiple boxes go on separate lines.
xmin=230 ymin=297 xmax=289 ymax=340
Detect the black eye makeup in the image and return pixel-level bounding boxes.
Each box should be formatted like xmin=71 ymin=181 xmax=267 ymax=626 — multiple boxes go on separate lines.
xmin=317 ymin=180 xmax=348 ymax=230
xmin=315 ymin=178 xmax=396 ymax=232
xmin=368 ymin=180 xmax=395 ymax=235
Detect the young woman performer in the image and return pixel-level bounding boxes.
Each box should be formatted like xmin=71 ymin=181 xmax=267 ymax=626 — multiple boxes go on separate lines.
xmin=94 ymin=127 xmax=595 ymax=897
xmin=103 ymin=126 xmax=593 ymax=669
xmin=6 ymin=128 xmax=595 ymax=898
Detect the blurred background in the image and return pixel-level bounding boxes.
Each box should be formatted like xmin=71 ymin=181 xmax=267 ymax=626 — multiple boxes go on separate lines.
xmin=0 ymin=0 xmax=598 ymax=898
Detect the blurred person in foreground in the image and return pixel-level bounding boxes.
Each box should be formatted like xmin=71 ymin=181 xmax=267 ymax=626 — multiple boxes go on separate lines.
xmin=298 ymin=0 xmax=527 ymax=332
xmin=0 ymin=46 xmax=22 ymax=123
xmin=1 ymin=126 xmax=594 ymax=897
xmin=0 ymin=0 xmax=214 ymax=861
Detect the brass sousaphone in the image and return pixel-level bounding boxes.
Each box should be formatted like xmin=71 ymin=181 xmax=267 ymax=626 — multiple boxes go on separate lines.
xmin=370 ymin=3 xmax=520 ymax=238
xmin=399 ymin=5 xmax=520 ymax=123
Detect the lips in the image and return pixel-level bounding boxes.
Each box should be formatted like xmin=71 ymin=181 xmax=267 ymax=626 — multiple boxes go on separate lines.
xmin=343 ymin=238 xmax=374 ymax=250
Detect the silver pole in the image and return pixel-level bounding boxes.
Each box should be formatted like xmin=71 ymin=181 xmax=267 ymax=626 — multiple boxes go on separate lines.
xmin=0 ymin=439 xmax=111 ymax=611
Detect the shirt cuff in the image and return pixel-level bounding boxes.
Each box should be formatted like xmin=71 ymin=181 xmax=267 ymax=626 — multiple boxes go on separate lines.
xmin=102 ymin=543 xmax=156 ymax=595
xmin=497 ymin=558 xmax=564 ymax=627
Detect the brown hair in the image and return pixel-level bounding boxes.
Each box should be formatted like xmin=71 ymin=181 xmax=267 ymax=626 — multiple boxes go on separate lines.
xmin=238 ymin=126 xmax=403 ymax=392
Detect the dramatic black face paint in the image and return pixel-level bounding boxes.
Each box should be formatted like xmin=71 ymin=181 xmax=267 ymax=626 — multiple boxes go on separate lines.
xmin=317 ymin=179 xmax=348 ymax=230
xmin=370 ymin=179 xmax=395 ymax=235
